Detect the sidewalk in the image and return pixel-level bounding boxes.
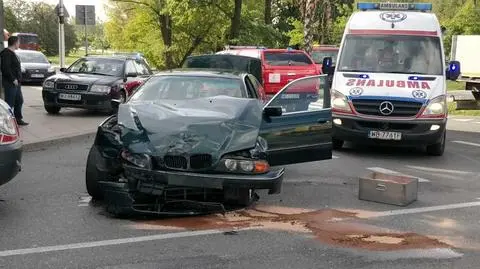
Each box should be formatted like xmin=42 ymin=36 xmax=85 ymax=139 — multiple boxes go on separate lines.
xmin=19 ymin=85 xmax=108 ymax=150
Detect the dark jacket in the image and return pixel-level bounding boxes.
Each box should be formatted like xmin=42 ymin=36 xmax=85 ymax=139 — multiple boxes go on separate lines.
xmin=0 ymin=48 xmax=21 ymax=89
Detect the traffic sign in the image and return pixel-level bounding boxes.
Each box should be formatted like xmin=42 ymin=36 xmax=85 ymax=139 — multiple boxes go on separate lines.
xmin=75 ymin=5 xmax=95 ymax=25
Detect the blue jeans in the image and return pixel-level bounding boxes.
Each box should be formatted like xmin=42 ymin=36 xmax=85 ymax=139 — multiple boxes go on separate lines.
xmin=4 ymin=85 xmax=24 ymax=120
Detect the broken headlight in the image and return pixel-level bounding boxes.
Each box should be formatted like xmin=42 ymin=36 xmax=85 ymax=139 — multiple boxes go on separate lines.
xmin=121 ymin=150 xmax=152 ymax=170
xmin=218 ymin=158 xmax=270 ymax=174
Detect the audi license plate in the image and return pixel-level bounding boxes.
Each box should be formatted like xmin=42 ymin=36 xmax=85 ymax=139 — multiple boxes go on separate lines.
xmin=58 ymin=93 xmax=81 ymax=101
xmin=368 ymin=130 xmax=402 ymax=140
xmin=31 ymin=74 xmax=44 ymax=78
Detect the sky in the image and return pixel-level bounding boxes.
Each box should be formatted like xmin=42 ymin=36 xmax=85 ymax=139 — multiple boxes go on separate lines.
xmin=22 ymin=0 xmax=109 ymax=22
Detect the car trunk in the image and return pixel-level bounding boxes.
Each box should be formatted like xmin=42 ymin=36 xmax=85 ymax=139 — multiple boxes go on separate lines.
xmin=261 ymin=51 xmax=319 ymax=96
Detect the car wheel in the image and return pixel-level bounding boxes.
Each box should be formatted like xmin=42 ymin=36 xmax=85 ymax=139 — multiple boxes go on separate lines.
xmin=426 ymin=131 xmax=446 ymax=156
xmin=332 ymin=138 xmax=344 ymax=150
xmin=44 ymin=105 xmax=61 ymax=114
xmin=85 ymin=146 xmax=105 ymax=200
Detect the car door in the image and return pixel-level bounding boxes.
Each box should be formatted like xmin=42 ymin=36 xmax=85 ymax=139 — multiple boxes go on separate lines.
xmin=259 ymin=75 xmax=332 ymax=166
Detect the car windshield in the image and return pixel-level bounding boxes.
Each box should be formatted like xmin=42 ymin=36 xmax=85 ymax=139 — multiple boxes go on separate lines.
xmin=18 ymin=34 xmax=39 ymax=44
xmin=264 ymin=52 xmax=313 ymax=66
xmin=337 ymin=34 xmax=443 ymax=75
xmin=66 ymin=58 xmax=124 ymax=76
xmin=130 ymin=75 xmax=246 ymax=101
xmin=310 ymin=50 xmax=338 ymax=64
xmin=16 ymin=51 xmax=48 ymax=64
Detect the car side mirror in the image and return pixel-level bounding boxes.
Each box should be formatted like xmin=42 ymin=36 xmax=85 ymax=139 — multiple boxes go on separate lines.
xmin=126 ymin=72 xmax=137 ymax=78
xmin=446 ymin=60 xmax=460 ymax=81
xmin=264 ymin=106 xmax=283 ymax=117
xmin=59 ymin=67 xmax=66 ymax=72
xmin=321 ymin=57 xmax=334 ymax=75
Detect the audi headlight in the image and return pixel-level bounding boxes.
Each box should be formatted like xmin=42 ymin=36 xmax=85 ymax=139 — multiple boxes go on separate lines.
xmin=121 ymin=150 xmax=152 ymax=170
xmin=421 ymin=95 xmax=446 ymax=118
xmin=331 ymin=90 xmax=353 ymax=113
xmin=43 ymin=80 xmax=55 ymax=88
xmin=219 ymin=158 xmax=270 ymax=174
xmin=90 ymin=85 xmax=111 ymax=93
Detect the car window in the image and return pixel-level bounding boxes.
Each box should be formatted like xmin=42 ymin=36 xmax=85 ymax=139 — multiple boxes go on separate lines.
xmin=129 ymin=75 xmax=247 ymax=101
xmin=125 ymin=60 xmax=137 ymax=75
xmin=67 ymin=58 xmax=124 ymax=76
xmin=246 ymin=75 xmax=261 ymax=98
xmin=310 ymin=51 xmax=339 ymax=64
xmin=264 ymin=52 xmax=314 ymax=66
xmin=133 ymin=60 xmax=151 ymax=75
xmin=16 ymin=52 xmax=48 ymax=63
xmin=266 ymin=75 xmax=327 ymax=114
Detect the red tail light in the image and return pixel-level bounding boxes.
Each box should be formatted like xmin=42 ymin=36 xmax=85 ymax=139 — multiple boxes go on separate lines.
xmin=0 ymin=101 xmax=19 ymax=145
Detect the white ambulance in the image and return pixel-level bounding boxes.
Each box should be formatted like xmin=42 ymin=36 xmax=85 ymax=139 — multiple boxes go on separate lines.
xmin=321 ymin=2 xmax=460 ymax=156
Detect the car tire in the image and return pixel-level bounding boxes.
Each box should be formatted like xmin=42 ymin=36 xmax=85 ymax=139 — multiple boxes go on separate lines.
xmin=332 ymin=138 xmax=344 ymax=150
xmin=426 ymin=131 xmax=446 ymax=156
xmin=85 ymin=146 xmax=105 ymax=200
xmin=44 ymin=105 xmax=61 ymax=114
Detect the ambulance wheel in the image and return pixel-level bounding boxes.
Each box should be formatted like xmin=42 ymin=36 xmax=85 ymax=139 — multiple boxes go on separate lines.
xmin=426 ymin=131 xmax=446 ymax=156
xmin=332 ymin=138 xmax=344 ymax=150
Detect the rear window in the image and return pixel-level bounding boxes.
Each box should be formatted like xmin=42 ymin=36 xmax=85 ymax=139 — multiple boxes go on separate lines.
xmin=264 ymin=52 xmax=313 ymax=66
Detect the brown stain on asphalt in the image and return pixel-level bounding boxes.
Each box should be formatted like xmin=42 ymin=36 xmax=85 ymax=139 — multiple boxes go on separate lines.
xmin=131 ymin=206 xmax=452 ymax=251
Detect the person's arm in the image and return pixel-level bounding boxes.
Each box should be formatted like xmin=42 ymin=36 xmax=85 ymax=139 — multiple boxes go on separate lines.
xmin=1 ymin=51 xmax=16 ymax=83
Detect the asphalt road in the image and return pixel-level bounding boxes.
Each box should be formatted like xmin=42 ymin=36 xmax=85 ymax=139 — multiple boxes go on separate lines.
xmin=1 ymin=102 xmax=480 ymax=268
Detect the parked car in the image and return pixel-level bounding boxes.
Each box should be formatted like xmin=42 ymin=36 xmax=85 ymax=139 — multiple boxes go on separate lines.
xmin=42 ymin=55 xmax=153 ymax=114
xmin=17 ymin=49 xmax=56 ymax=84
xmin=310 ymin=45 xmax=339 ymax=71
xmin=216 ymin=46 xmax=321 ymax=100
xmin=85 ymin=67 xmax=332 ymax=217
xmin=0 ymin=99 xmax=22 ymax=188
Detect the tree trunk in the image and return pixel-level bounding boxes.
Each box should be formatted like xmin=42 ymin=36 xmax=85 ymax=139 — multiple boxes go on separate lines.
xmin=264 ymin=0 xmax=272 ymax=24
xmin=159 ymin=14 xmax=174 ymax=69
xmin=303 ymin=0 xmax=319 ymax=54
xmin=229 ymin=0 xmax=242 ymax=41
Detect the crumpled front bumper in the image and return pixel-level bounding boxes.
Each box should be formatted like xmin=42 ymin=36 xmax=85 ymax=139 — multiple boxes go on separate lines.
xmin=99 ymin=165 xmax=284 ymax=216
xmin=123 ymin=164 xmax=284 ymax=195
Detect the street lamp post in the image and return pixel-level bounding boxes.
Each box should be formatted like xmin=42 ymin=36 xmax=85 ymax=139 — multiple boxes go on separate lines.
xmin=58 ymin=0 xmax=66 ymax=68
xmin=0 ymin=0 xmax=4 ymax=99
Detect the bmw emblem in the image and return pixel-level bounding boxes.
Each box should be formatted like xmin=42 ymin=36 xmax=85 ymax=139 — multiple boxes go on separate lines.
xmin=412 ymin=90 xmax=427 ymax=99
xmin=380 ymin=12 xmax=407 ymax=23
xmin=349 ymin=87 xmax=363 ymax=96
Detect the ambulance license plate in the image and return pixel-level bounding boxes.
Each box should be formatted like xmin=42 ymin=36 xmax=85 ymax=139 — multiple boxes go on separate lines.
xmin=368 ymin=130 xmax=402 ymax=141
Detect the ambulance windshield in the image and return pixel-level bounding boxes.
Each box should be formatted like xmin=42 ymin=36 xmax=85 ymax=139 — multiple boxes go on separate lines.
xmin=337 ymin=34 xmax=443 ymax=75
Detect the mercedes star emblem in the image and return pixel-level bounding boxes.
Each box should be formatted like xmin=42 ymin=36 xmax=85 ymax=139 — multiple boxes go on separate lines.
xmin=379 ymin=101 xmax=395 ymax=116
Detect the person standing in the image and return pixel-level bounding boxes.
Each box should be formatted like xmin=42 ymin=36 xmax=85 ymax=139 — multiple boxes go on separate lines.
xmin=1 ymin=36 xmax=28 ymax=125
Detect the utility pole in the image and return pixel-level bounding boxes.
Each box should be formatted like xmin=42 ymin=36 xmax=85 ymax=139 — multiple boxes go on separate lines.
xmin=84 ymin=6 xmax=88 ymax=56
xmin=58 ymin=0 xmax=65 ymax=68
xmin=0 ymin=0 xmax=5 ymax=100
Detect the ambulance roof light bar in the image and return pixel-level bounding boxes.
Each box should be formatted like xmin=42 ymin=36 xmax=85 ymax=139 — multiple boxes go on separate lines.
xmin=357 ymin=2 xmax=433 ymax=12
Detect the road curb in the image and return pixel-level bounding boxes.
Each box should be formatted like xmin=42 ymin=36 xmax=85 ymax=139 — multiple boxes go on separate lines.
xmin=22 ymin=131 xmax=97 ymax=152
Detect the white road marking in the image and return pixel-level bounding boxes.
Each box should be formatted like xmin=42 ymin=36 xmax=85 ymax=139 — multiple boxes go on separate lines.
xmin=405 ymin=165 xmax=473 ymax=175
xmin=363 ymin=201 xmax=480 ymax=218
xmin=453 ymin=119 xmax=474 ymax=122
xmin=366 ymin=167 xmax=430 ymax=182
xmin=476 ymin=122 xmax=480 ymax=124
xmin=332 ymin=155 xmax=339 ymax=159
xmin=452 ymin=140 xmax=480 ymax=148
xmin=0 ymin=229 xmax=232 ymax=257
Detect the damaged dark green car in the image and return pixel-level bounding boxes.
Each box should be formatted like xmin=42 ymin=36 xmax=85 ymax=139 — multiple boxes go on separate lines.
xmin=85 ymin=55 xmax=332 ymax=217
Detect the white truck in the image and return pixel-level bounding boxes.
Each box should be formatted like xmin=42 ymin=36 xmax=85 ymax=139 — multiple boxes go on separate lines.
xmin=450 ymin=35 xmax=480 ymax=100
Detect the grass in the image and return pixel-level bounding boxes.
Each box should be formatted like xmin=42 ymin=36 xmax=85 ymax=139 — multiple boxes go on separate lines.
xmin=446 ymin=80 xmax=466 ymax=92
xmin=447 ymin=101 xmax=480 ymax=116
xmin=46 ymin=49 xmax=110 ymax=66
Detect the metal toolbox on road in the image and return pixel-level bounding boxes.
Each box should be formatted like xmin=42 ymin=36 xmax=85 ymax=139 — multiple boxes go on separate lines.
xmin=359 ymin=172 xmax=418 ymax=206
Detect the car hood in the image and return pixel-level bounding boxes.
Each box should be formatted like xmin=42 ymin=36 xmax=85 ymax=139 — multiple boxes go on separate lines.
xmin=333 ymin=72 xmax=445 ymax=100
xmin=47 ymin=73 xmax=119 ymax=85
xmin=21 ymin=62 xmax=51 ymax=69
xmin=117 ymin=96 xmax=264 ymax=162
